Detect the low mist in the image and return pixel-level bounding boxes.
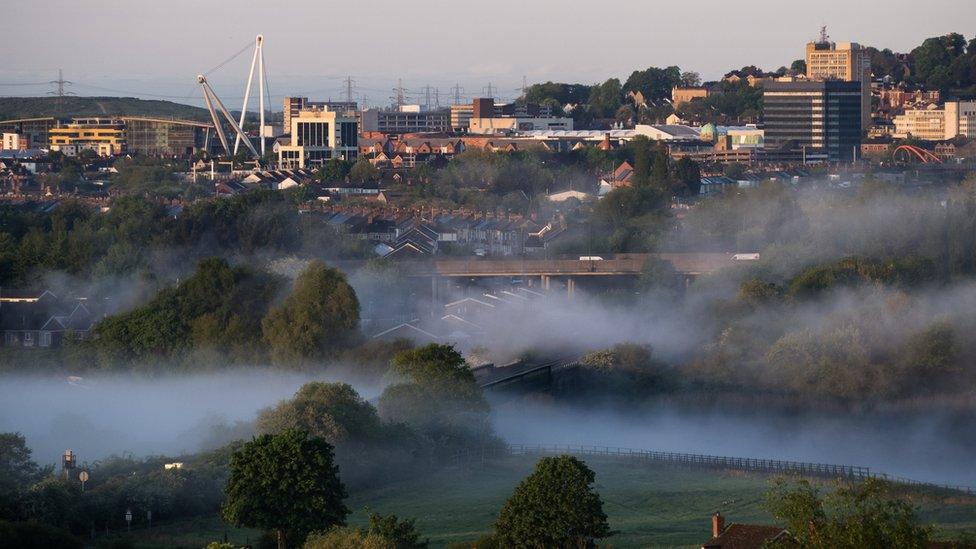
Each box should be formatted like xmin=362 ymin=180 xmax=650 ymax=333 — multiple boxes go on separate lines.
xmin=0 ymin=369 xmax=388 ymax=466
xmin=492 ymin=400 xmax=976 ymax=487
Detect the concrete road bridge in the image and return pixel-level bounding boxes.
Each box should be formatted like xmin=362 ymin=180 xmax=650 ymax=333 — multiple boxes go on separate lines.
xmin=389 ymin=253 xmax=746 ymax=296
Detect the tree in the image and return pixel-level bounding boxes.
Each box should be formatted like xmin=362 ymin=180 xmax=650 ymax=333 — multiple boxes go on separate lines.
xmin=262 ymin=261 xmax=360 ymax=363
xmin=651 ymin=147 xmax=670 ymax=190
xmin=623 ymin=66 xmax=682 ymax=104
xmin=630 ymin=135 xmax=653 ymax=186
xmin=494 ymin=455 xmax=611 ymax=548
xmin=0 ymin=520 xmax=81 ymax=549
xmin=305 ymin=511 xmax=427 ymax=548
xmin=680 ymin=71 xmax=701 ymax=87
xmin=764 ymin=478 xmax=931 ymax=548
xmin=320 ymin=158 xmax=353 ymax=183
xmin=257 ymin=382 xmax=384 ymax=445
xmin=724 ymin=163 xmax=747 ymax=180
xmin=223 ymin=430 xmax=349 ymax=549
xmin=349 ymin=160 xmax=380 ymax=183
xmin=790 ymin=59 xmax=807 ymax=75
xmin=363 ymin=511 xmax=427 ymax=548
xmin=377 ymin=344 xmax=492 ymax=449
xmin=673 ymin=157 xmax=701 ymax=196
xmin=586 ymin=78 xmax=623 ymax=118
xmin=0 ymin=432 xmax=47 ymax=519
xmin=0 ymin=432 xmax=44 ymax=497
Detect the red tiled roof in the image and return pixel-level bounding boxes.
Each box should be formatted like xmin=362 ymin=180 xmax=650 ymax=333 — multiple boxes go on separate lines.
xmin=702 ymin=524 xmax=789 ymax=549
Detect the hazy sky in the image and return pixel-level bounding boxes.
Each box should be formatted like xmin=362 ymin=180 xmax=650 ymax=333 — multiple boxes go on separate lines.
xmin=3 ymin=0 xmax=975 ymax=109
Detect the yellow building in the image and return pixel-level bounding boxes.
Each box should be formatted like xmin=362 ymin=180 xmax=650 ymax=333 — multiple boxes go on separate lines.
xmin=277 ymin=108 xmax=358 ymax=169
xmin=49 ymin=118 xmax=125 ymax=156
xmin=806 ymin=38 xmax=871 ymax=130
xmin=671 ymin=87 xmax=709 ymax=106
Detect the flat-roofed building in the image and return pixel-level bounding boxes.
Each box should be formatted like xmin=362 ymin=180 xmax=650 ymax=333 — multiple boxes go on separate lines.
xmin=894 ymin=101 xmax=976 ymax=140
xmin=943 ymin=101 xmax=976 ymax=139
xmin=0 ymin=118 xmax=58 ymax=149
xmin=806 ymin=37 xmax=872 ymax=130
xmin=277 ymin=107 xmax=358 ymax=169
xmin=893 ymin=104 xmax=946 ymax=140
xmin=450 ymin=103 xmax=474 ymax=132
xmin=283 ymin=96 xmax=357 ymax=131
xmin=468 ymin=115 xmax=573 ymax=135
xmin=121 ymin=117 xmax=212 ymax=156
xmin=634 ymin=124 xmax=702 ymax=141
xmin=49 ymin=118 xmax=125 ymax=156
xmin=360 ymin=106 xmax=451 ymax=134
xmin=1 ymin=133 xmax=26 ymax=151
xmin=764 ymin=80 xmax=862 ymax=162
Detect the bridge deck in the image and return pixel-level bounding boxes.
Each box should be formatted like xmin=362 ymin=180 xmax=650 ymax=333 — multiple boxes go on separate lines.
xmin=395 ymin=253 xmax=738 ymax=277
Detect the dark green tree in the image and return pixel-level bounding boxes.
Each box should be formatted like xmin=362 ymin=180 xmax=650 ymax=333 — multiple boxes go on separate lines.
xmin=651 ymin=147 xmax=670 ymax=190
xmin=349 ymin=159 xmax=381 ymax=183
xmin=319 ymin=158 xmax=353 ymax=183
xmin=223 ymin=430 xmax=349 ymax=549
xmin=673 ymin=157 xmax=701 ymax=196
xmin=256 ymin=382 xmax=384 ymax=445
xmin=378 ymin=344 xmax=492 ymax=449
xmin=262 ymin=261 xmax=360 ymax=363
xmin=630 ymin=135 xmax=653 ymax=186
xmin=494 ymin=455 xmax=611 ymax=548
xmin=764 ymin=478 xmax=931 ymax=548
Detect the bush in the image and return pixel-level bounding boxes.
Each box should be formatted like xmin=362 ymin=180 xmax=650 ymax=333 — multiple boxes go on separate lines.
xmin=0 ymin=520 xmax=82 ymax=549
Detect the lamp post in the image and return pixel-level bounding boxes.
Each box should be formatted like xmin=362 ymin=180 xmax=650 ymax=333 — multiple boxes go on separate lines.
xmin=78 ymin=470 xmax=88 ymax=492
xmin=124 ymin=509 xmax=132 ymax=533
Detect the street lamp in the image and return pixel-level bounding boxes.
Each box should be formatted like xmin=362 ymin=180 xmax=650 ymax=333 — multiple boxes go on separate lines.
xmin=78 ymin=470 xmax=89 ymax=492
xmin=124 ymin=509 xmax=132 ymax=532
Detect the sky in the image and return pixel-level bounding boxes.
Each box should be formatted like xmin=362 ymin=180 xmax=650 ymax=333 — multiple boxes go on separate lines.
xmin=2 ymin=0 xmax=975 ymax=109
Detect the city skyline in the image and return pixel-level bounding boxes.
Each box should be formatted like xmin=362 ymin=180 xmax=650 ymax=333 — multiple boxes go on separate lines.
xmin=3 ymin=0 xmax=976 ymax=109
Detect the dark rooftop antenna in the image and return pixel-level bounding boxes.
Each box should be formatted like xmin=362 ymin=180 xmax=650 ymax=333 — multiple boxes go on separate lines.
xmin=819 ymin=25 xmax=830 ymax=44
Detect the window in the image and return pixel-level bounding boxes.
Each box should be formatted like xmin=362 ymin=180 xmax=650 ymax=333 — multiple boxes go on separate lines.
xmin=39 ymin=332 xmax=52 ymax=347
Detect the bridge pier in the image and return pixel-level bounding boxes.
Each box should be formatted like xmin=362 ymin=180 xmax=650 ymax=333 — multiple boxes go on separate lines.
xmin=541 ymin=275 xmax=550 ymax=290
xmin=566 ymin=277 xmax=575 ymax=297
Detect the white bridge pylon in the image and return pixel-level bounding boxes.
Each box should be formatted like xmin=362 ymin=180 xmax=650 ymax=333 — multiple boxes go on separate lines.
xmin=235 ymin=35 xmax=267 ymax=157
xmin=197 ymin=34 xmax=267 ymax=161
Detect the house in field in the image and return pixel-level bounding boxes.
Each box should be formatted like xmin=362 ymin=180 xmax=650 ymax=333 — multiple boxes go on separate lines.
xmin=0 ymin=290 xmax=97 ymax=348
xmin=701 ymin=513 xmax=793 ymax=549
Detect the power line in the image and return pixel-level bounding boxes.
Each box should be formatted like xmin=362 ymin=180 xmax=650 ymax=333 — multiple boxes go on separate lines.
xmin=391 ymin=78 xmax=407 ymax=109
xmin=48 ymin=69 xmax=73 ymax=116
xmin=452 ymin=83 xmax=463 ymax=105
xmin=421 ymin=84 xmax=435 ymax=110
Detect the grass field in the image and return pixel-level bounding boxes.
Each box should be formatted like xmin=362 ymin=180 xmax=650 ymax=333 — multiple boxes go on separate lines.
xmin=102 ymin=454 xmax=976 ymax=549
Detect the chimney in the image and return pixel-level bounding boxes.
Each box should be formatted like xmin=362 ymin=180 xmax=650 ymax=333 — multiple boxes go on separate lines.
xmin=712 ymin=513 xmax=725 ymax=538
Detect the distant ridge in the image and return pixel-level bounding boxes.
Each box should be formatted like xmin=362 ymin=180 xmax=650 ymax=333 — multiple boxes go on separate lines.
xmin=0 ymin=96 xmax=213 ymax=122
